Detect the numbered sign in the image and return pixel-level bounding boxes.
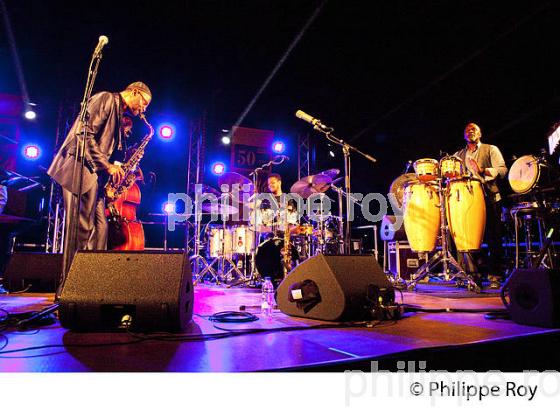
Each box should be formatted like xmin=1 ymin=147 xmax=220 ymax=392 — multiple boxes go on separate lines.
xmin=230 ymin=126 xmax=274 ymax=173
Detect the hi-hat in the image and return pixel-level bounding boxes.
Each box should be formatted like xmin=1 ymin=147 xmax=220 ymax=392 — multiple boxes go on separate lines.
xmin=290 ymin=172 xmax=333 ymax=199
xmin=388 ymin=173 xmax=418 ymax=208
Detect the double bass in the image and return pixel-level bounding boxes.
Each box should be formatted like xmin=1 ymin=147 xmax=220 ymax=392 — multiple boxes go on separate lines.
xmin=105 ymin=114 xmax=154 ymax=250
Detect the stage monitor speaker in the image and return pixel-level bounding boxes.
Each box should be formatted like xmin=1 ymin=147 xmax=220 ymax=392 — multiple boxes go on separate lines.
xmin=58 ymin=251 xmax=193 ymax=332
xmin=276 ymin=254 xmax=393 ymax=321
xmin=502 ymin=268 xmax=560 ymax=328
xmin=4 ymin=252 xmax=63 ymax=292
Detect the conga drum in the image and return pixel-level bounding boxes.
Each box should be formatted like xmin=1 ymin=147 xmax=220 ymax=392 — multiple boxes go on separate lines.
xmin=446 ymin=177 xmax=486 ymax=251
xmin=439 ymin=156 xmax=464 ymax=179
xmin=413 ymin=158 xmax=439 ymax=182
xmin=403 ymin=181 xmax=441 ymax=252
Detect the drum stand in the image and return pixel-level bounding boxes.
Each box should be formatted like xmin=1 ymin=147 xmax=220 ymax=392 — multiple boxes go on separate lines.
xmin=205 ymin=200 xmax=245 ymax=285
xmin=191 ymin=200 xmax=218 ymax=285
xmin=406 ymin=178 xmax=481 ymax=292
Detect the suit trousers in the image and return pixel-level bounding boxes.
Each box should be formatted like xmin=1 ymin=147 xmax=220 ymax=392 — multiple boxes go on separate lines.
xmin=63 ymin=182 xmax=108 ymax=252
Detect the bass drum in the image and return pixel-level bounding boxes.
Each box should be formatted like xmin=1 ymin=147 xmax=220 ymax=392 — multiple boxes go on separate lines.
xmin=255 ymin=238 xmax=299 ymax=282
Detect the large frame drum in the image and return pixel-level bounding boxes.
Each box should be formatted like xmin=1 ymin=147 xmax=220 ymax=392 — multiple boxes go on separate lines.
xmin=508 ymin=154 xmax=548 ymax=194
xmin=446 ymin=178 xmax=486 ymax=252
xmin=403 ymin=181 xmax=441 ymax=252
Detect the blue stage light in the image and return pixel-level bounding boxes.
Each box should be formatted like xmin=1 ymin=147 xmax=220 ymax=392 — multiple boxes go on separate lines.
xmin=162 ymin=202 xmax=176 ymax=214
xmin=272 ymin=140 xmax=286 ymax=154
xmin=22 ymin=144 xmax=41 ymax=160
xmin=211 ymin=162 xmax=226 ymax=176
xmin=158 ymin=123 xmax=175 ymax=141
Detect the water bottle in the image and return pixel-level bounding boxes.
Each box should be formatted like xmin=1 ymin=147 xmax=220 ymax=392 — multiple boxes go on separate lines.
xmin=261 ymin=277 xmax=275 ymax=318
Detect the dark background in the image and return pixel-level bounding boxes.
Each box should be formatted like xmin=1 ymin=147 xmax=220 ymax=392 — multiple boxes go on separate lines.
xmin=2 ymin=0 xmax=560 ymax=234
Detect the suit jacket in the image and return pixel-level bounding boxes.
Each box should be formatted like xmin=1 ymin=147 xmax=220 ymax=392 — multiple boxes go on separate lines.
xmin=454 ymin=143 xmax=508 ymax=200
xmin=48 ymin=92 xmax=123 ymax=194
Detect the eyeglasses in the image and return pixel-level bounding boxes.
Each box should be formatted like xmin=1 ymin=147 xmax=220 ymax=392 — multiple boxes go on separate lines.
xmin=140 ymin=92 xmax=150 ymax=105
xmin=137 ymin=91 xmax=150 ymax=106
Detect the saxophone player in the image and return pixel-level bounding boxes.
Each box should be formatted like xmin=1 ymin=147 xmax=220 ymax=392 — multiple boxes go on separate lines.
xmin=48 ymin=82 xmax=152 ymax=254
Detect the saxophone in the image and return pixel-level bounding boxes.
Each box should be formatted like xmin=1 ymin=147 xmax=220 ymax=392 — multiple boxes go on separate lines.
xmin=105 ymin=113 xmax=154 ymax=202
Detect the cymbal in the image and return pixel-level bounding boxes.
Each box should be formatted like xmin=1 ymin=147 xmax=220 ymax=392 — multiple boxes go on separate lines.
xmin=388 ymin=173 xmax=418 ymax=209
xmin=201 ymin=202 xmax=238 ymax=215
xmin=290 ymin=173 xmax=333 ymax=199
xmin=319 ymin=168 xmax=340 ymax=179
xmin=188 ymin=183 xmax=220 ymax=196
xmin=218 ymin=172 xmax=254 ymax=190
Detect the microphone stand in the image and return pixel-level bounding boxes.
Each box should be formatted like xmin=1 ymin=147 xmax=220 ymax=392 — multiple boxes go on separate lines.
xmin=59 ymin=46 xmax=104 ymax=297
xmin=313 ymin=126 xmax=377 ymax=254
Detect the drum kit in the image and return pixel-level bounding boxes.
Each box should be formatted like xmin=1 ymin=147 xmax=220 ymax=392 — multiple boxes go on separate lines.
xmin=392 ymin=155 xmax=486 ymax=291
xmin=191 ymin=169 xmax=344 ymax=285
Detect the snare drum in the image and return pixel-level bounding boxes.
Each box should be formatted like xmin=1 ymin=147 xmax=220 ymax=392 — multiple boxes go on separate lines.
xmin=508 ymin=155 xmax=549 ymax=194
xmin=446 ymin=177 xmax=486 ymax=251
xmin=403 ymin=181 xmax=441 ymax=252
xmin=413 ymin=158 xmax=439 ymax=182
xmin=439 ymin=156 xmax=464 ymax=179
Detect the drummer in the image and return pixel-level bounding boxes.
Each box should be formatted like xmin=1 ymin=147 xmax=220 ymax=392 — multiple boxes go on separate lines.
xmin=252 ymin=173 xmax=299 ymax=238
xmin=454 ymin=122 xmax=508 ymax=288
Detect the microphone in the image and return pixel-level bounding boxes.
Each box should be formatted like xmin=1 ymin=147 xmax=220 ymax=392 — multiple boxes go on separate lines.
xmin=295 ymin=110 xmax=333 ymax=133
xmin=403 ymin=160 xmax=413 ymax=174
xmin=94 ymin=35 xmax=109 ymax=56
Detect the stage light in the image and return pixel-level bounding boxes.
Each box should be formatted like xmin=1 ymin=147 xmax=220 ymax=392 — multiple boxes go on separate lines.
xmin=163 ymin=202 xmax=176 ymax=214
xmin=24 ymin=102 xmax=37 ymax=120
xmin=211 ymin=162 xmax=226 ymax=176
xmin=24 ymin=109 xmax=36 ymax=120
xmin=272 ymin=141 xmax=286 ymax=154
xmin=160 ymin=125 xmax=173 ymax=139
xmin=22 ymin=144 xmax=41 ymax=160
xmin=329 ymin=150 xmax=335 ymax=158
xmin=221 ymin=135 xmax=231 ymax=145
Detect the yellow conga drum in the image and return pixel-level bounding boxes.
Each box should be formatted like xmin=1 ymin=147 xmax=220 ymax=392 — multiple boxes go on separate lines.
xmin=413 ymin=158 xmax=439 ymax=182
xmin=403 ymin=181 xmax=441 ymax=252
xmin=439 ymin=155 xmax=464 ymax=179
xmin=446 ymin=177 xmax=486 ymax=251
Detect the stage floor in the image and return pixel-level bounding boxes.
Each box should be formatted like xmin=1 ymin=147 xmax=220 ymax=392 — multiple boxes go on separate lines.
xmin=0 ymin=284 xmax=559 ymax=372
